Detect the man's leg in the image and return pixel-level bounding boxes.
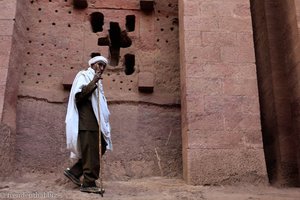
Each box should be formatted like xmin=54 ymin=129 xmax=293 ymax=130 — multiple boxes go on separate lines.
xmin=79 ymin=130 xmax=100 ymax=187
xmin=69 ymin=159 xmax=83 ymax=178
xmin=64 ymin=159 xmax=82 ymax=186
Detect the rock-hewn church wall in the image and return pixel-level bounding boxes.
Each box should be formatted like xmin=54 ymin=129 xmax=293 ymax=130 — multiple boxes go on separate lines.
xmin=1 ymin=0 xmax=300 ymax=186
xmin=0 ymin=0 xmax=26 ymax=177
xmin=13 ymin=0 xmax=182 ymax=180
xmin=179 ymin=0 xmax=268 ymax=185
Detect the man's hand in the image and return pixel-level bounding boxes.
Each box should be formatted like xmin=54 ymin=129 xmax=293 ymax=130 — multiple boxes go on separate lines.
xmin=93 ymin=71 xmax=103 ymax=82
xmin=91 ymin=61 xmax=106 ymax=83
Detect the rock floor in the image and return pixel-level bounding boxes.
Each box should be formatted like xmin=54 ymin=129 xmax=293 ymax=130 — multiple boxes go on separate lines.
xmin=0 ymin=173 xmax=300 ymax=200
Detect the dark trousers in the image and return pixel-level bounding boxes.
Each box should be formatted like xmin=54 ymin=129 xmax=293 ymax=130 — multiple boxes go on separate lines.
xmin=70 ymin=130 xmax=107 ymax=186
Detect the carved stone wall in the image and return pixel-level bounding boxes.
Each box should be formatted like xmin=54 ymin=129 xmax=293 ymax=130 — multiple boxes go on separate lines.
xmin=179 ymin=0 xmax=268 ymax=185
xmin=14 ymin=0 xmax=182 ymax=180
xmin=1 ymin=0 xmax=300 ymax=186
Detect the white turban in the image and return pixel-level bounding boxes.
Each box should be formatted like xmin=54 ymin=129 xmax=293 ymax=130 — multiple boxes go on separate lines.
xmin=88 ymin=56 xmax=108 ymax=67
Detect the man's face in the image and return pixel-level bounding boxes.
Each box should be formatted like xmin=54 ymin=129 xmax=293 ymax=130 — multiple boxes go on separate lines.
xmin=93 ymin=61 xmax=106 ymax=74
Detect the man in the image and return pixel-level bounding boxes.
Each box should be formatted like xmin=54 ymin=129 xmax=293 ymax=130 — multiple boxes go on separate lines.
xmin=64 ymin=56 xmax=112 ymax=194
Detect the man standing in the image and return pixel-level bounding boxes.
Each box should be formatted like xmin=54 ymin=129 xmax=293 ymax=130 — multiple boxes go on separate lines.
xmin=64 ymin=56 xmax=112 ymax=194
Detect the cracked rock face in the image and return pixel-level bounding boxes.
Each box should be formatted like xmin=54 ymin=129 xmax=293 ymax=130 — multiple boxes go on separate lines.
xmin=11 ymin=0 xmax=181 ymax=180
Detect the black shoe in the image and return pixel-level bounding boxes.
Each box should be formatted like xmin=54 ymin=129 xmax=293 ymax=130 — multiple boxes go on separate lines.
xmin=64 ymin=168 xmax=81 ymax=186
xmin=80 ymin=185 xmax=105 ymax=194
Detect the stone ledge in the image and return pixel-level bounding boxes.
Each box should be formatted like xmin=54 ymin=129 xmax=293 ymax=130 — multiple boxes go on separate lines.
xmin=186 ymin=148 xmax=268 ymax=185
xmin=18 ymin=85 xmax=180 ymax=106
xmin=91 ymin=0 xmax=140 ymax=10
xmin=62 ymin=71 xmax=78 ymax=90
xmin=138 ymin=71 xmax=154 ymax=93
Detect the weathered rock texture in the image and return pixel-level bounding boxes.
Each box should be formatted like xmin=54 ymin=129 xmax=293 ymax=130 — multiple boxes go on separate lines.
xmin=0 ymin=0 xmax=25 ymax=177
xmin=6 ymin=0 xmax=182 ymax=181
xmin=0 ymin=0 xmax=300 ymax=187
xmin=251 ymin=0 xmax=300 ymax=186
xmin=179 ymin=0 xmax=268 ymax=185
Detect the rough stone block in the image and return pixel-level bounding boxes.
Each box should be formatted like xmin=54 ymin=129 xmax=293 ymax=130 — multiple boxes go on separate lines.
xmin=0 ymin=36 xmax=12 ymax=57
xmin=186 ymin=77 xmax=223 ymax=96
xmin=0 ymin=0 xmax=16 ymax=20
xmin=224 ymin=112 xmax=261 ymax=131
xmin=185 ymin=46 xmax=220 ymax=64
xmin=224 ymin=78 xmax=258 ymax=96
xmin=184 ymin=1 xmax=199 ymax=16
xmin=185 ymin=31 xmax=202 ymax=47
xmin=0 ymin=68 xmax=8 ymax=86
xmin=244 ymin=130 xmax=264 ymax=148
xmin=186 ymin=94 xmax=204 ymax=113
xmin=233 ymin=3 xmax=252 ymax=17
xmin=226 ymin=63 xmax=257 ymax=79
xmin=187 ymin=111 xmax=224 ymax=131
xmin=237 ymin=32 xmax=255 ymax=47
xmin=62 ymin=71 xmax=77 ymax=90
xmin=188 ymin=130 xmax=244 ymax=149
xmin=184 ymin=16 xmax=218 ymax=31
xmin=0 ymin=54 xmax=9 ymax=68
xmin=186 ymin=148 xmax=268 ymax=185
xmin=199 ymin=1 xmax=229 ymax=17
xmin=204 ymin=95 xmax=260 ymax=115
xmin=219 ymin=17 xmax=252 ymax=32
xmin=186 ymin=63 xmax=228 ymax=78
xmin=0 ymin=20 xmax=14 ymax=36
xmin=202 ymin=31 xmax=236 ymax=47
xmin=0 ymin=123 xmax=14 ymax=176
xmin=138 ymin=71 xmax=154 ymax=93
xmin=221 ymin=46 xmax=255 ymax=63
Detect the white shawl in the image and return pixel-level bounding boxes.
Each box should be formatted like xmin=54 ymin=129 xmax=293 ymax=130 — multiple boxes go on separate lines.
xmin=65 ymin=67 xmax=112 ymax=159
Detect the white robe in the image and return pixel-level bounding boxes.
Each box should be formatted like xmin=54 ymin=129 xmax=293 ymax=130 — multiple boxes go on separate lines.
xmin=65 ymin=67 xmax=112 ymax=159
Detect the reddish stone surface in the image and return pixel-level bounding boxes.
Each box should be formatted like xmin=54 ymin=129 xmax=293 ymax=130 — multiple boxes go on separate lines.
xmin=0 ymin=123 xmax=14 ymax=177
xmin=138 ymin=71 xmax=154 ymax=92
xmin=0 ymin=20 xmax=14 ymax=36
xmin=15 ymin=100 xmax=182 ymax=180
xmin=91 ymin=0 xmax=140 ymax=10
xmin=0 ymin=0 xmax=17 ymax=19
xmin=5 ymin=0 xmax=182 ymax=181
xmin=179 ymin=0 xmax=268 ymax=185
xmin=187 ymin=148 xmax=268 ymax=185
xmin=0 ymin=0 xmax=22 ymax=177
xmin=1 ymin=0 xmax=300 ymax=188
xmin=62 ymin=71 xmax=77 ymax=89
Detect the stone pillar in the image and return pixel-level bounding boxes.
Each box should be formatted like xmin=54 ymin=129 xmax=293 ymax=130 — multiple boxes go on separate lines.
xmin=0 ymin=0 xmax=22 ymax=177
xmin=290 ymin=0 xmax=300 ymax=184
xmin=0 ymin=0 xmax=16 ymax=122
xmin=179 ymin=0 xmax=268 ymax=185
